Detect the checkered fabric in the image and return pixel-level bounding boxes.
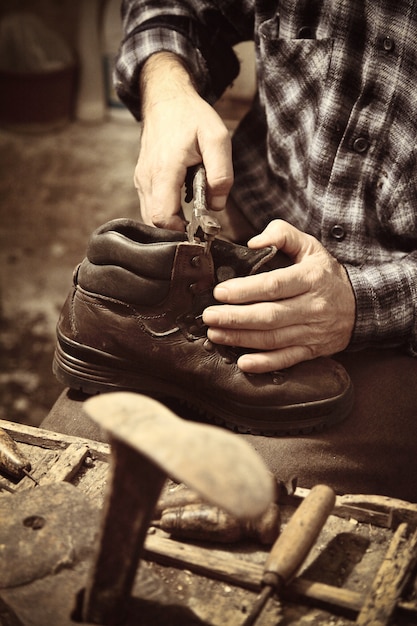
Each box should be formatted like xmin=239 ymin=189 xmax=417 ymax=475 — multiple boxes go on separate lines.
xmin=114 ymin=0 xmax=417 ymax=354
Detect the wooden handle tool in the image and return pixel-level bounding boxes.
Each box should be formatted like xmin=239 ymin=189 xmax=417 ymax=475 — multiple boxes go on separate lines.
xmin=242 ymin=484 xmax=336 ymax=626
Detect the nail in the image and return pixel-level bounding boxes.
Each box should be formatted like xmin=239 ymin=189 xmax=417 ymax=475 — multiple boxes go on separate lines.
xmin=237 ymin=355 xmax=256 ymax=370
xmin=207 ymin=328 xmax=224 ymax=342
xmin=203 ymin=309 xmax=219 ymax=324
xmin=213 ymin=286 xmax=229 ymax=301
xmin=210 ymin=195 xmax=227 ymax=211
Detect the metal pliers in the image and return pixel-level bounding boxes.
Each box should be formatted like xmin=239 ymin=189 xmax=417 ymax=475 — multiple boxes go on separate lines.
xmin=186 ymin=164 xmax=221 ymax=254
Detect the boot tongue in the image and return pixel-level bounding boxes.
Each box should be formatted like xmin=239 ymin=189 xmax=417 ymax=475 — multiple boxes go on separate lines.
xmin=211 ymin=238 xmax=291 ymax=283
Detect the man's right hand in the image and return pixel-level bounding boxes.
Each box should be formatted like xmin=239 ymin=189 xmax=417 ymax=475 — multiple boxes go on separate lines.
xmin=135 ymin=52 xmax=233 ymax=231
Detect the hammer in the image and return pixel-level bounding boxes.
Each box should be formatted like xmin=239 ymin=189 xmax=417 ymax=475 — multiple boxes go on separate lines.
xmin=79 ymin=392 xmax=276 ymax=625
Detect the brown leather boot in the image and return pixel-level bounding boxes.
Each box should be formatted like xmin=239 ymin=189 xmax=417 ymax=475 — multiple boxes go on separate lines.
xmin=53 ymin=218 xmax=353 ymax=435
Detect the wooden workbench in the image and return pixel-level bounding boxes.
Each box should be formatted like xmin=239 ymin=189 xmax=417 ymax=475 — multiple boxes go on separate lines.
xmin=1 ymin=413 xmax=417 ymax=625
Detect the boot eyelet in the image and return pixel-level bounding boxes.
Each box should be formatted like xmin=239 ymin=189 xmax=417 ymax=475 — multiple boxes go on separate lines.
xmin=272 ymin=371 xmax=285 ymax=384
xmin=203 ymin=339 xmax=215 ymax=352
xmin=189 ymin=283 xmax=199 ymax=293
xmin=190 ymin=255 xmax=202 ymax=268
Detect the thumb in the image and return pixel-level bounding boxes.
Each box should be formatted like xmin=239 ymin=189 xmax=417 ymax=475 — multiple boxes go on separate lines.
xmin=248 ymin=219 xmax=315 ymax=259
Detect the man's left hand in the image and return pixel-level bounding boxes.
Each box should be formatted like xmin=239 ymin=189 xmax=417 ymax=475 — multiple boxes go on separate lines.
xmin=203 ymin=219 xmax=356 ymax=372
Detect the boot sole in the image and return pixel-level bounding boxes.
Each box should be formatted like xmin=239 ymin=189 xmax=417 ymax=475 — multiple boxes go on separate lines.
xmin=53 ymin=333 xmax=354 ymax=436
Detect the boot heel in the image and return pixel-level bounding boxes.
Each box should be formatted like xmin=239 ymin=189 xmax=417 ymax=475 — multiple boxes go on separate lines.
xmin=53 ymin=341 xmax=119 ymax=395
xmin=53 ymin=333 xmax=158 ymax=396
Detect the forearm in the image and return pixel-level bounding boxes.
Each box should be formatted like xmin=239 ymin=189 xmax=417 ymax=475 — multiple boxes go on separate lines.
xmin=140 ymin=52 xmax=198 ymax=115
xmin=345 ymin=259 xmax=417 ymax=354
xmin=114 ymin=0 xmax=246 ymax=119
xmin=114 ymin=28 xmax=208 ymax=119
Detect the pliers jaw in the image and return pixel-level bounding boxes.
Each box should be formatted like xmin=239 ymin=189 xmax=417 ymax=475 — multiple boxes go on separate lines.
xmin=186 ymin=164 xmax=221 ymax=254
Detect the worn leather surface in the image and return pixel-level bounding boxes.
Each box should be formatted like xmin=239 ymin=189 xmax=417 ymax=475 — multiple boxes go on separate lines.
xmin=78 ymin=218 xmax=289 ymax=305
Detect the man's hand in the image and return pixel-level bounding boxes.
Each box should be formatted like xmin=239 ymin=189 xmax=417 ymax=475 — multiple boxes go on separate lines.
xmin=203 ymin=220 xmax=356 ymax=372
xmin=135 ymin=52 xmax=233 ymax=231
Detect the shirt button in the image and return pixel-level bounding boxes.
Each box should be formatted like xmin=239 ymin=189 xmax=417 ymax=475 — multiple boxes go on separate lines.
xmin=330 ymin=224 xmax=346 ymax=241
xmin=297 ymin=26 xmax=313 ymax=38
xmin=353 ymin=136 xmax=370 ymax=153
xmin=382 ymin=36 xmax=395 ymax=52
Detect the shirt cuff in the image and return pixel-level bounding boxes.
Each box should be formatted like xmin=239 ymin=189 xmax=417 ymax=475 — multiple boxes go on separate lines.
xmin=345 ymin=261 xmax=417 ymax=355
xmin=114 ymin=27 xmax=211 ymax=120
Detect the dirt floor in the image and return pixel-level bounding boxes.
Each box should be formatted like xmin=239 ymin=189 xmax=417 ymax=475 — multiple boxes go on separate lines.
xmin=0 ymin=113 xmax=141 ymax=426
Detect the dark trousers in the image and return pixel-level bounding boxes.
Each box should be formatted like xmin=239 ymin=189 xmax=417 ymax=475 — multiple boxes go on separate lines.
xmin=42 ymin=348 xmax=417 ymax=500
xmin=244 ymin=349 xmax=417 ymax=501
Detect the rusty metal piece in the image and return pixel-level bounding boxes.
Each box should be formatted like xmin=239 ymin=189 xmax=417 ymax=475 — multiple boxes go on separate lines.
xmin=80 ymin=392 xmax=275 ymax=625
xmin=154 ymin=501 xmax=280 ymax=545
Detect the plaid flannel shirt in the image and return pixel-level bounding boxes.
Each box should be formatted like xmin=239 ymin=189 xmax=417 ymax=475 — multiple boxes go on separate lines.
xmin=114 ymin=0 xmax=417 ymax=355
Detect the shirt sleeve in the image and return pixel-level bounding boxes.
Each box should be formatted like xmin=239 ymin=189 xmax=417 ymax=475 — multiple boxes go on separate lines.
xmin=114 ymin=27 xmax=210 ymax=120
xmin=345 ymin=257 xmax=417 ymax=355
xmin=113 ymin=1 xmax=245 ymax=120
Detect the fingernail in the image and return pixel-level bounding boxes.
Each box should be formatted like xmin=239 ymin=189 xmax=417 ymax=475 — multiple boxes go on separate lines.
xmin=207 ymin=328 xmax=222 ymax=341
xmin=247 ymin=234 xmax=263 ymax=246
xmin=237 ymin=355 xmax=255 ymax=370
xmin=213 ymin=286 xmax=228 ymax=301
xmin=203 ymin=308 xmax=219 ymax=324
xmin=210 ymin=195 xmax=227 ymax=210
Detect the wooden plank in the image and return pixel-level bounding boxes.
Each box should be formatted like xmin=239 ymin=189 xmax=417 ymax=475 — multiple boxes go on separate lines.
xmin=338 ymin=494 xmax=417 ymax=529
xmin=16 ymin=449 xmax=61 ymax=491
xmin=356 ymin=523 xmax=417 ymax=625
xmin=282 ymin=488 xmax=417 ymax=529
xmin=144 ymin=533 xmax=263 ymax=590
xmin=73 ymin=459 xmax=109 ymax=508
xmin=0 ymin=419 xmax=110 ymax=461
xmin=40 ymin=443 xmax=90 ymax=485
xmin=143 ymin=533 xmax=417 ymax=620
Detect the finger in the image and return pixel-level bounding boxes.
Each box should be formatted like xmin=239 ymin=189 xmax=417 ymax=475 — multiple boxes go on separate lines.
xmin=150 ymin=211 xmax=187 ymax=231
xmin=237 ymin=345 xmax=315 ymax=374
xmin=212 ymin=266 xmax=310 ymax=304
xmin=134 ymin=160 xmax=187 ymax=231
xmin=199 ymin=120 xmax=233 ymax=211
xmin=206 ymin=323 xmax=310 ymax=352
xmin=203 ymin=300 xmax=304 ymax=330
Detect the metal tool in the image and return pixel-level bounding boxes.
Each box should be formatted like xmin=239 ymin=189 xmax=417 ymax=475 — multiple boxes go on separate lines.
xmin=153 ymin=501 xmax=281 ymax=545
xmin=0 ymin=427 xmax=39 ymax=486
xmin=242 ymin=484 xmax=336 ymax=626
xmin=186 ymin=163 xmax=221 ymax=254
